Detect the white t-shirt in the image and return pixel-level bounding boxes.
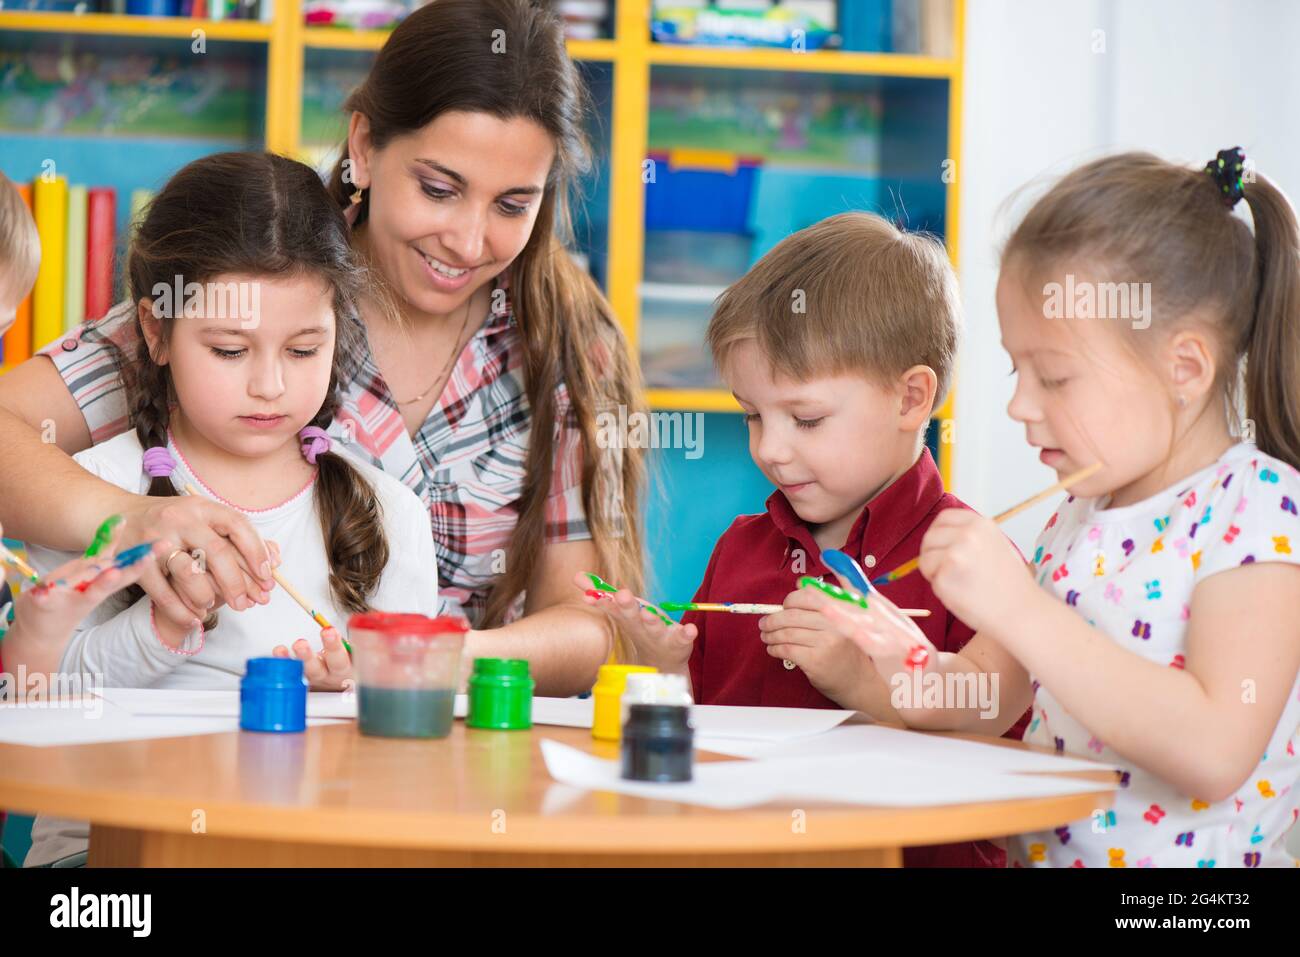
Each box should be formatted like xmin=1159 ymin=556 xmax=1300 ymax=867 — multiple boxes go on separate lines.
xmin=1009 ymin=441 xmax=1300 ymax=868
xmin=24 ymin=429 xmax=439 ymax=865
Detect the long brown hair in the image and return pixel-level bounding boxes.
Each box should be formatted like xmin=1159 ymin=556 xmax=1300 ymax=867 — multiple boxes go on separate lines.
xmin=1002 ymin=151 xmax=1300 ymax=469
xmin=327 ymin=0 xmax=646 ymax=638
xmin=111 ymin=151 xmax=389 ymax=625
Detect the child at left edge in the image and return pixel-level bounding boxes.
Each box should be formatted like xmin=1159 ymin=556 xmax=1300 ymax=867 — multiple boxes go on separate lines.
xmin=1 ymin=170 xmax=170 ymax=682
xmin=578 ymin=211 xmax=1029 ymax=867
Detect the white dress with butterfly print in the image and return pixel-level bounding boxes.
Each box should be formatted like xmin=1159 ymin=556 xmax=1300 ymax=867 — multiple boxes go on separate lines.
xmin=1008 ymin=441 xmax=1300 ymax=868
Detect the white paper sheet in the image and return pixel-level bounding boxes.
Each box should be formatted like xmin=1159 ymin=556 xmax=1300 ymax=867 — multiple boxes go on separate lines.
xmin=92 ymin=687 xmax=362 ymax=719
xmin=87 ymin=691 xmax=855 ymax=742
xmin=540 ymin=740 xmax=1114 ymax=810
xmin=696 ymin=724 xmax=1119 ymax=774
xmin=0 ymin=699 xmax=346 ymax=747
xmin=525 ymin=697 xmax=856 ymax=740
xmin=530 ymin=696 xmax=594 ymax=727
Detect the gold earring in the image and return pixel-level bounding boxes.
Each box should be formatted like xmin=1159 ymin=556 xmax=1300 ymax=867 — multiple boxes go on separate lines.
xmin=350 ymin=188 xmax=364 ymax=205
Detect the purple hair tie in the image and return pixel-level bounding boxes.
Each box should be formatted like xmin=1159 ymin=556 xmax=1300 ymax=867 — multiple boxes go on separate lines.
xmin=299 ymin=426 xmax=332 ymax=465
xmin=142 ymin=446 xmax=176 ymax=478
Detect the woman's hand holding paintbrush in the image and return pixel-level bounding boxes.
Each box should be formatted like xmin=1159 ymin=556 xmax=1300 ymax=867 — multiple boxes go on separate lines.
xmin=573 ymin=571 xmax=697 ymax=673
xmin=110 ymin=493 xmax=277 ymax=631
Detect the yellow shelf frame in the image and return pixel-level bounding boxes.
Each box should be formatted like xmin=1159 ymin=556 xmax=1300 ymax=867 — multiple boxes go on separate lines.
xmin=0 ymin=10 xmax=272 ymax=41
xmin=0 ymin=0 xmax=963 ymax=486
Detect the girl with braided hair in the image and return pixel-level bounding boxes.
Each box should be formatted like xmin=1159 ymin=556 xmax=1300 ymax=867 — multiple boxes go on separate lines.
xmin=22 ymin=151 xmax=439 ymax=866
xmin=23 ymin=150 xmax=438 ymax=695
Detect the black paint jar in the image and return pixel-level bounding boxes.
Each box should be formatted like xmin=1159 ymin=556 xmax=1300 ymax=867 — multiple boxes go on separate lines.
xmin=621 ymin=703 xmax=694 ymax=782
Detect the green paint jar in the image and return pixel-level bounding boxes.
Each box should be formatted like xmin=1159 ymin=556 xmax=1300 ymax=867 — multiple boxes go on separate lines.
xmin=466 ymin=658 xmax=534 ymax=730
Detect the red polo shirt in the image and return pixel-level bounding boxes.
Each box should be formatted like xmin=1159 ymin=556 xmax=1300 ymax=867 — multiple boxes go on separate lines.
xmin=684 ymin=448 xmax=1029 ymax=867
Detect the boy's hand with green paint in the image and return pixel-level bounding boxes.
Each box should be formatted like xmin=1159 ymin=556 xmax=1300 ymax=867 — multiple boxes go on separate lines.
xmin=758 ymin=584 xmax=889 ymax=710
xmin=572 ymin=571 xmax=697 ymax=674
xmin=1 ymin=519 xmax=172 ymax=676
xmin=802 ymin=580 xmax=940 ymax=690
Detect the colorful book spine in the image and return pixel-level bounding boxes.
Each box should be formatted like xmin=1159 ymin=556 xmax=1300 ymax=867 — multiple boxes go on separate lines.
xmin=85 ymin=187 xmax=116 ymax=323
xmin=31 ymin=175 xmax=67 ymax=352
xmin=0 ymin=183 xmax=35 ymax=366
xmin=125 ymin=188 xmax=154 ymax=299
xmin=63 ymin=184 xmax=88 ymax=334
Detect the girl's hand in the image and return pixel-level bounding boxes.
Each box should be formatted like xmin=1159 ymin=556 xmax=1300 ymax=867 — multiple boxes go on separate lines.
xmin=917 ymin=509 xmax=1035 ymax=634
xmin=759 ymin=586 xmax=881 ymax=705
xmin=272 ymin=626 xmax=352 ymax=692
xmin=118 ymin=495 xmax=277 ymax=631
xmin=802 ymin=584 xmax=940 ymax=688
xmin=572 ymin=571 xmax=697 ymax=672
xmin=6 ymin=520 xmax=173 ymax=670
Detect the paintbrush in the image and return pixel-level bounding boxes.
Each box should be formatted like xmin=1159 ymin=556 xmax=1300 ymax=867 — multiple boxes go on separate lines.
xmin=180 ymin=483 xmax=349 ymax=654
xmin=870 ymin=462 xmax=1104 ymax=586
xmin=0 ymin=541 xmax=39 ymax=584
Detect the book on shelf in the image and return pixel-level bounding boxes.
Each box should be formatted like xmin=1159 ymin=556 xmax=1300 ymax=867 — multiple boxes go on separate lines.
xmin=31 ymin=176 xmax=66 ymax=353
xmin=2 ymin=0 xmax=270 ymax=17
xmin=0 ymin=174 xmax=119 ymax=361
xmin=0 ymin=185 xmax=35 ymax=367
xmin=63 ymin=184 xmax=88 ymax=335
xmin=86 ymin=187 xmax=117 ymax=323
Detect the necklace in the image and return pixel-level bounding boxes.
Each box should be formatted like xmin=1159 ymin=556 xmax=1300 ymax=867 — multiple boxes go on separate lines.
xmin=392 ymin=297 xmax=476 ymax=406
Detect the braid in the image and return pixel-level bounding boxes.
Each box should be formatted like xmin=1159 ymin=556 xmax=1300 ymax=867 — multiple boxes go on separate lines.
xmin=123 ymin=335 xmax=219 ymax=631
xmin=306 ymin=385 xmax=388 ymax=614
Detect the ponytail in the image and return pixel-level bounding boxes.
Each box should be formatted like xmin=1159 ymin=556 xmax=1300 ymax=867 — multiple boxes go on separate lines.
xmin=1242 ymin=176 xmax=1300 ymax=468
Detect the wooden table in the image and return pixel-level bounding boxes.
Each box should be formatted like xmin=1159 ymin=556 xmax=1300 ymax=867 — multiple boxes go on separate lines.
xmin=0 ymin=721 xmax=1114 ymax=867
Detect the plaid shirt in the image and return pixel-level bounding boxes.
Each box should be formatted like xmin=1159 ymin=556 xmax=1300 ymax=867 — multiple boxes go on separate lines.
xmin=40 ymin=282 xmax=599 ymax=625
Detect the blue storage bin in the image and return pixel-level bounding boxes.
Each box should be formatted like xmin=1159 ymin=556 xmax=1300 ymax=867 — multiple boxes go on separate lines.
xmin=840 ymin=1 xmax=894 ymax=53
xmin=643 ymin=156 xmax=758 ymax=233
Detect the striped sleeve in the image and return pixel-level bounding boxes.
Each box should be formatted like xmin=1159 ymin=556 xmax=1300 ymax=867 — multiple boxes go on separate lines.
xmin=36 ymin=301 xmax=136 ymax=445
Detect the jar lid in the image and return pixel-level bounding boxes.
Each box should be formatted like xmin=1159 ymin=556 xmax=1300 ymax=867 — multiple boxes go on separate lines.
xmin=472 ymin=657 xmax=531 ymax=678
xmin=594 ymin=664 xmax=657 ymax=690
xmin=348 ymin=611 xmax=469 ymax=637
xmin=244 ymin=656 xmax=305 ymax=683
xmin=625 ymin=703 xmax=692 ymax=726
xmin=623 ymin=672 xmax=692 ymax=706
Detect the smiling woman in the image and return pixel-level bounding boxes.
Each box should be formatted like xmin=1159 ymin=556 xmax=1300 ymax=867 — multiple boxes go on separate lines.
xmin=0 ymin=0 xmax=647 ymax=697
xmin=323 ymin=0 xmax=649 ymax=670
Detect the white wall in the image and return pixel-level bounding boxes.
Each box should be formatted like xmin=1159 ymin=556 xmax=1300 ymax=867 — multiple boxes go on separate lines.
xmin=954 ymin=0 xmax=1300 ymax=548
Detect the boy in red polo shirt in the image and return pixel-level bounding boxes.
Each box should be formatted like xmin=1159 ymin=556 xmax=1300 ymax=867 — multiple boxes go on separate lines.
xmin=579 ymin=212 xmax=1027 ymax=867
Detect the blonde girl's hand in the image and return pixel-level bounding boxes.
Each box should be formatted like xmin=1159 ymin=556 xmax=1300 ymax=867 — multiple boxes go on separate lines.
xmin=571 ymin=570 xmax=697 ymax=671
xmin=272 ymin=626 xmax=352 ymax=691
xmin=9 ymin=519 xmax=173 ymax=651
xmin=916 ymin=508 xmax=1034 ymax=634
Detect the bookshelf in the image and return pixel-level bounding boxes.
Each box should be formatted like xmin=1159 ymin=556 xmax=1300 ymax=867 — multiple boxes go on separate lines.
xmin=0 ymin=0 xmax=964 ymax=487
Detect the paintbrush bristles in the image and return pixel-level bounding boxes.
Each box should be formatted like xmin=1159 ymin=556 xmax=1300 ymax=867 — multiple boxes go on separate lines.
xmin=0 ymin=541 xmax=40 ymax=583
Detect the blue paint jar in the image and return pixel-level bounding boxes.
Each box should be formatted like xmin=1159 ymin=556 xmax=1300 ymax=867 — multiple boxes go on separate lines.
xmin=240 ymin=657 xmax=307 ymax=733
